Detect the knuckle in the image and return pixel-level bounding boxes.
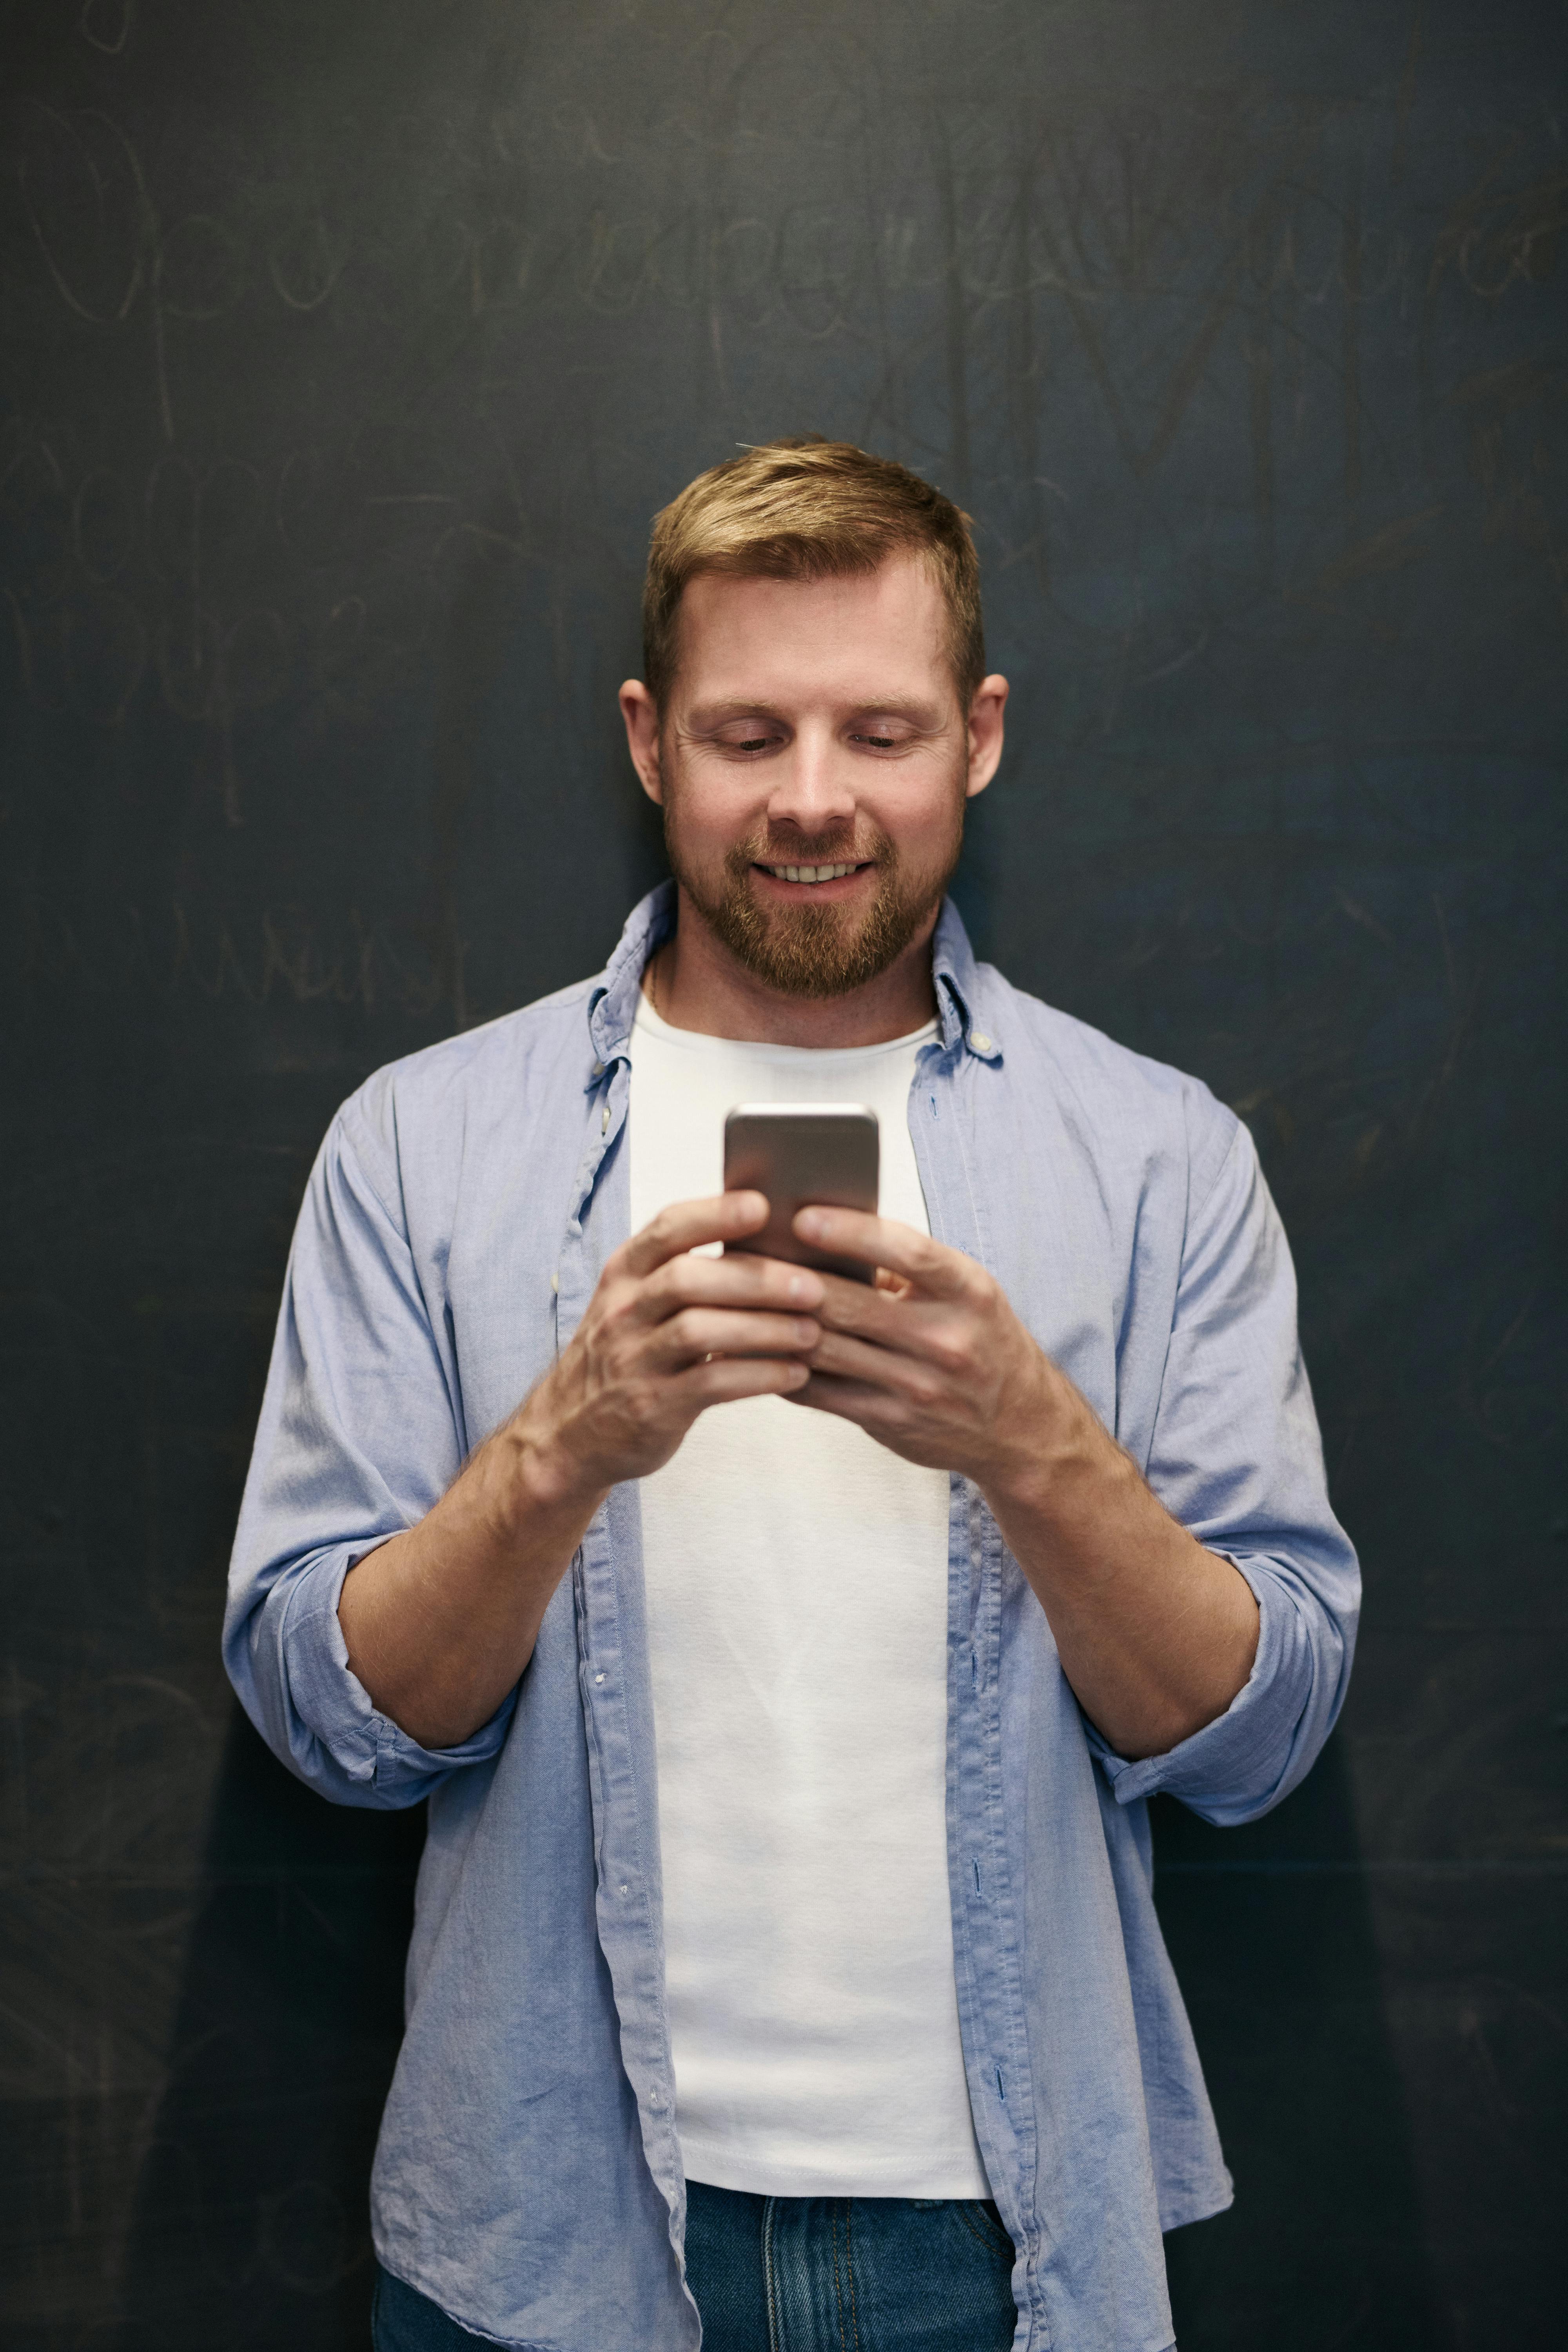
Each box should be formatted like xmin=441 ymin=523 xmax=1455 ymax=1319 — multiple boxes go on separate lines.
xmin=630 ymin=1378 xmax=664 ymax=1427
xmin=646 ymin=1265 xmax=679 ymax=1310
xmin=647 ymin=1210 xmax=683 ymax=1257
xmin=598 ymin=1308 xmax=633 ymax=1355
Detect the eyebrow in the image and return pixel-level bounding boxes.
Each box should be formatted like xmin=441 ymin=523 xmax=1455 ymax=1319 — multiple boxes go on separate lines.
xmin=683 ymin=697 xmax=947 ymax=730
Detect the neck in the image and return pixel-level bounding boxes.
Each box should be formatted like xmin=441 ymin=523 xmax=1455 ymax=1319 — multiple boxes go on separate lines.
xmin=644 ymin=884 xmax=942 ymax=1047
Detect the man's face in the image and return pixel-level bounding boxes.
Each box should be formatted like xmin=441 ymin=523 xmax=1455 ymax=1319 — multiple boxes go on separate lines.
xmin=645 ymin=555 xmax=990 ymax=999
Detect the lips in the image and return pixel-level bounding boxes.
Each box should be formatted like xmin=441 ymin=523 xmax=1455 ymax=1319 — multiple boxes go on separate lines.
xmin=760 ymin=860 xmax=867 ymax=884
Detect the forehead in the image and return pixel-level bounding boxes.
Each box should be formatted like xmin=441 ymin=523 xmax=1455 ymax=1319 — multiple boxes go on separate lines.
xmin=673 ymin=554 xmax=951 ymax=706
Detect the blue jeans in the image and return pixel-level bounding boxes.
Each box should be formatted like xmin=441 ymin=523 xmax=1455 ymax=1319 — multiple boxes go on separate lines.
xmin=373 ymin=2180 xmax=1019 ymax=2349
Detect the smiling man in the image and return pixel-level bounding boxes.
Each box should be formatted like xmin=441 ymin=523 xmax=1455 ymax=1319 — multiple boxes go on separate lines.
xmin=226 ymin=439 xmax=1359 ymax=2352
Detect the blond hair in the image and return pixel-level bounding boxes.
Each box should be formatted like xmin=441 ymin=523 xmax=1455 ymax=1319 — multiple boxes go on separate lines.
xmin=642 ymin=436 xmax=985 ymax=710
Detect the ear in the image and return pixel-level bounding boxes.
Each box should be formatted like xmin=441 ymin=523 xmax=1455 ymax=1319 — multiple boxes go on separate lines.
xmin=619 ymin=679 xmax=664 ymax=806
xmin=965 ymin=673 xmax=1009 ymax=800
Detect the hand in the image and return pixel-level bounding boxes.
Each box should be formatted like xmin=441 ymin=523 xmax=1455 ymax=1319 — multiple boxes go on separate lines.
xmin=785 ymin=1205 xmax=1056 ymax=1486
xmin=516 ymin=1191 xmax=825 ymax=1505
xmin=788 ymin=1203 xmax=1260 ymax=1761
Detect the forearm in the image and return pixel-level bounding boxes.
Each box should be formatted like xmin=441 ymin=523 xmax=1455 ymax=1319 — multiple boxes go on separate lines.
xmin=338 ymin=1411 xmax=605 ymax=1751
xmin=332 ymin=1192 xmax=817 ymax=1753
xmin=983 ymin=1368 xmax=1259 ymax=1761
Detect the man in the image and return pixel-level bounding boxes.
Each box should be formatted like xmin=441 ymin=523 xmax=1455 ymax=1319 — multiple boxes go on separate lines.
xmin=226 ymin=438 xmax=1358 ymax=2352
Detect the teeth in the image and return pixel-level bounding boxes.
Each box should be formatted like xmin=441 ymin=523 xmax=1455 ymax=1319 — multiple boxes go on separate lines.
xmin=769 ymin=862 xmax=857 ymax=883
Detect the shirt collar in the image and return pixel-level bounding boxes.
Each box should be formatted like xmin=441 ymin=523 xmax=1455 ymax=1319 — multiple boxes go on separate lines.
xmin=930 ymin=893 xmax=1002 ymax=1061
xmin=586 ymin=882 xmax=676 ymax=1076
xmin=585 ymin=882 xmax=1000 ymax=1074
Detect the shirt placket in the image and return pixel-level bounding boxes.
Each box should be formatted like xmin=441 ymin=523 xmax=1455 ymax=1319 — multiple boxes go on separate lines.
xmin=907 ymin=1013 xmax=1045 ymax=2344
xmin=555 ymin=1031 xmax=691 ymax=2246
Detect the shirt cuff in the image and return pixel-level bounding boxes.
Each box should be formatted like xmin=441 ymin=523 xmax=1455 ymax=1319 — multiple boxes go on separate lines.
xmin=1082 ymin=1554 xmax=1317 ymax=1826
xmin=276 ymin=1543 xmax=518 ymax=1801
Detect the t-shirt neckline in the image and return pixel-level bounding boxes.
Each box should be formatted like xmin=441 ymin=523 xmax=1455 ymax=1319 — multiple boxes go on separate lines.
xmin=631 ymin=989 xmax=938 ymax=1062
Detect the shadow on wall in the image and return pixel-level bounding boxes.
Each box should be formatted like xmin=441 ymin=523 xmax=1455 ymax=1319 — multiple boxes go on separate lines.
xmin=1156 ymin=1734 xmax=1445 ymax=2352
xmin=116 ymin=1706 xmax=423 ymax=2352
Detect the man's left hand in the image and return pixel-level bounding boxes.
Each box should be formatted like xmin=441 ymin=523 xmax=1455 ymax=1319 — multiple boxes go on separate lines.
xmin=788 ymin=1203 xmax=1261 ymax=1761
xmin=787 ymin=1205 xmax=1057 ymax=1494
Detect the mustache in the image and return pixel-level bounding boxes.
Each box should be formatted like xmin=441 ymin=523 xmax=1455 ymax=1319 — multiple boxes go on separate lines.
xmin=727 ymin=825 xmax=893 ymax=872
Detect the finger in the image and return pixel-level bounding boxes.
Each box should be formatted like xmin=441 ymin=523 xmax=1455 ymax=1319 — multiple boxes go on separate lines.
xmin=791 ymin=1207 xmax=978 ymax=1297
xmin=618 ymin=1191 xmax=769 ymax=1279
xmin=784 ymin=1370 xmax=897 ymax=1424
xmin=808 ymin=1271 xmax=969 ymax=1369
xmin=635 ymin=1248 xmax=825 ymax=1324
xmin=652 ymin=1307 xmax=821 ymax=1367
xmin=673 ymin=1354 xmax=811 ymax=1407
xmin=808 ymin=1269 xmax=912 ymax=1341
xmin=805 ymin=1326 xmax=940 ymax=1397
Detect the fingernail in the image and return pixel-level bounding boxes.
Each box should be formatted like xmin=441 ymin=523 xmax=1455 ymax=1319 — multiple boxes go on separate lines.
xmin=797 ymin=1210 xmax=824 ymax=1238
xmin=787 ymin=1273 xmax=822 ymax=1303
xmin=795 ymin=1320 xmax=817 ymax=1343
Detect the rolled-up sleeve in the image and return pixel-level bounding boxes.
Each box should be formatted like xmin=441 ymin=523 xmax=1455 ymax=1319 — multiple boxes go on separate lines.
xmin=223 ymin=1102 xmax=517 ymax=1808
xmin=1088 ymin=1118 xmax=1360 ymax=1826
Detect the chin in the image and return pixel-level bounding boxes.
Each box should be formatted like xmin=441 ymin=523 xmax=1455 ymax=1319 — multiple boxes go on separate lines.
xmin=720 ymin=879 xmax=938 ymax=1000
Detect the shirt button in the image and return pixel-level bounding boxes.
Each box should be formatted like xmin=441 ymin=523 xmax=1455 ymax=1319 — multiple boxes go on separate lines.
xmin=594 ymin=1672 xmax=605 ymax=1685
xmin=619 ymin=1883 xmax=629 ymax=1895
xmin=601 ymin=1105 xmax=611 ymax=1133
xmin=550 ymin=1272 xmax=559 ymax=1295
xmin=592 ymin=1060 xmax=605 ymax=1076
xmin=971 ymin=1031 xmax=993 ymax=1053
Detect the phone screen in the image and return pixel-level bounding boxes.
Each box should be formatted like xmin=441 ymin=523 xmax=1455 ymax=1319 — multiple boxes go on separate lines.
xmin=722 ymin=1104 xmax=879 ymax=1284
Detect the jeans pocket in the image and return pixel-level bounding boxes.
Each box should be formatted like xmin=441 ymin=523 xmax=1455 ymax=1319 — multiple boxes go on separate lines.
xmin=951 ymin=2198 xmax=1017 ymax=2263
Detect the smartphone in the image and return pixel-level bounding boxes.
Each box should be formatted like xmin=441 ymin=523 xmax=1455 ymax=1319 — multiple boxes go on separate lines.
xmin=722 ymin=1104 xmax=879 ymax=1284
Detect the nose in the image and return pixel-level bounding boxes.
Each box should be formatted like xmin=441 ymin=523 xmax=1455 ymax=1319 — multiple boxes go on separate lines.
xmin=763 ymin=719 xmax=857 ymax=838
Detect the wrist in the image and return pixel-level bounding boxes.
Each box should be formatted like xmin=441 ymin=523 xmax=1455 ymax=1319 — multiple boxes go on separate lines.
xmin=485 ymin=1394 xmax=608 ymax=1533
xmin=981 ymin=1354 xmax=1123 ymax=1521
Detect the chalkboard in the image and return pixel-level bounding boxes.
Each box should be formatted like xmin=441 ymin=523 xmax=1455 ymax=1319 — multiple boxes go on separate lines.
xmin=2 ymin=2 xmax=1564 ymax=2345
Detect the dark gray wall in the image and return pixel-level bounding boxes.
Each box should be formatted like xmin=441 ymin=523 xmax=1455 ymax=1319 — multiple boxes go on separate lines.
xmin=2 ymin=2 xmax=1564 ymax=2345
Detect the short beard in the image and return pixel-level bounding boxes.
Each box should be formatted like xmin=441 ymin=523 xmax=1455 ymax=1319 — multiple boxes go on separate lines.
xmin=663 ymin=802 xmax=963 ymax=1001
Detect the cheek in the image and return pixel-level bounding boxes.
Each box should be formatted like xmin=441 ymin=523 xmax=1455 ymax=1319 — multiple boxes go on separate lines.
xmin=869 ymin=780 xmax=965 ymax=865
xmin=663 ymin=785 xmax=748 ymax=867
xmin=665 ymin=762 xmax=772 ymax=843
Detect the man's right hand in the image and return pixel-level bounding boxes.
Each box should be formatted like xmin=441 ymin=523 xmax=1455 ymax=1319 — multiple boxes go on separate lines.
xmin=518 ymin=1190 xmax=824 ymax=1500
xmin=337 ymin=1191 xmax=820 ymax=1749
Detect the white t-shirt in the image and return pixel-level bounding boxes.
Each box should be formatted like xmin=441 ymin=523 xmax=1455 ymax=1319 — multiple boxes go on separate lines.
xmin=628 ymin=990 xmax=990 ymax=2200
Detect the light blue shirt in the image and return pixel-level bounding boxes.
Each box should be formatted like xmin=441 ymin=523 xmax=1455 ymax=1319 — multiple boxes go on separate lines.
xmin=225 ymin=884 xmax=1359 ymax=2352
